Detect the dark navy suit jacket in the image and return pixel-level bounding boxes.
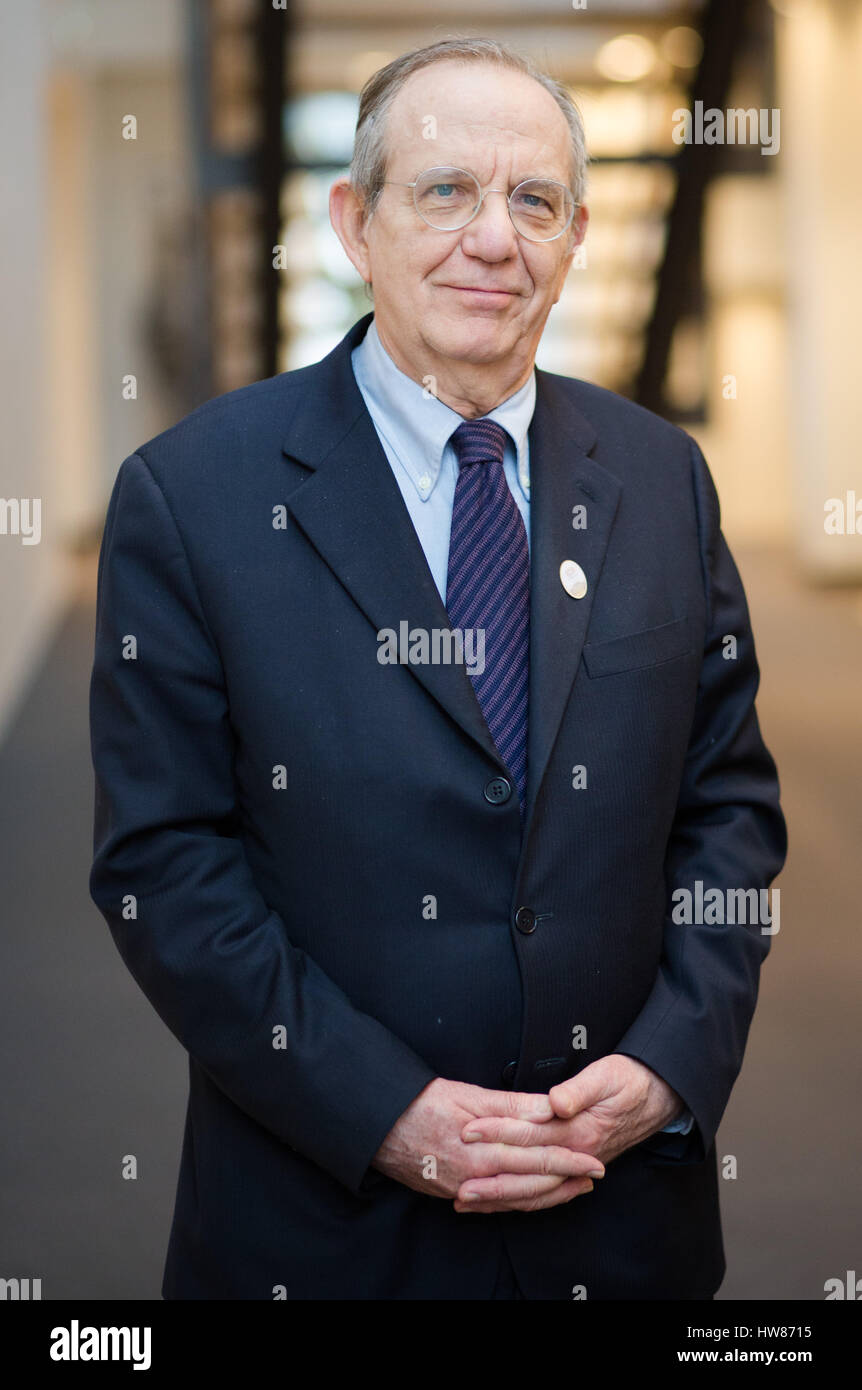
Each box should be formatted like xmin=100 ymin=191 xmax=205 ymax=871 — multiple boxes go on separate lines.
xmin=89 ymin=313 xmax=787 ymax=1299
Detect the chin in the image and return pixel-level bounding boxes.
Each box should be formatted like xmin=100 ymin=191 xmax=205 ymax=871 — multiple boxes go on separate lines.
xmin=427 ymin=318 xmax=518 ymax=365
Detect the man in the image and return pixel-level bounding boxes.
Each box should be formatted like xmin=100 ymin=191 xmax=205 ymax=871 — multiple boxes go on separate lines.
xmin=89 ymin=38 xmax=786 ymax=1300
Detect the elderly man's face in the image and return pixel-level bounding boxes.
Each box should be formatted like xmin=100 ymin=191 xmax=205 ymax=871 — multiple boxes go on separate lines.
xmin=344 ymin=61 xmax=585 ymax=384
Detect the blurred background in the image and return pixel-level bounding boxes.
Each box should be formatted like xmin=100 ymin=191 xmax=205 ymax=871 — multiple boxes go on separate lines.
xmin=1 ymin=0 xmax=860 ymax=1300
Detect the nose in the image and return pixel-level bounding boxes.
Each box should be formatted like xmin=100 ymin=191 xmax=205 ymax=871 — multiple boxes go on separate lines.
xmin=459 ymin=189 xmax=519 ymax=258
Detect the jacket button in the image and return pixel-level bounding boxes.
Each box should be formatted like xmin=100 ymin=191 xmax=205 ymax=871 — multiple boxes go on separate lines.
xmin=514 ymin=906 xmax=537 ymax=934
xmin=484 ymin=776 xmax=512 ymax=805
xmin=501 ymin=1060 xmax=518 ymax=1084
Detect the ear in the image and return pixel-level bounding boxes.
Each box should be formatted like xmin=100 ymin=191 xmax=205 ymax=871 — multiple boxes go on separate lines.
xmin=329 ymin=176 xmax=372 ymax=284
xmin=553 ymin=203 xmax=589 ymax=304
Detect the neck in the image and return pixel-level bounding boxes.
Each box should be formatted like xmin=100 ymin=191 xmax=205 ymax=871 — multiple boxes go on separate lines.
xmin=375 ymin=322 xmax=533 ymax=418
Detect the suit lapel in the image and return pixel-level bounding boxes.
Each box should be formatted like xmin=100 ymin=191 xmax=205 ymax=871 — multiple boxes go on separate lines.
xmin=283 ymin=317 xmax=502 ymax=770
xmin=524 ymin=370 xmax=622 ymax=830
xmin=280 ymin=316 xmax=624 ymax=822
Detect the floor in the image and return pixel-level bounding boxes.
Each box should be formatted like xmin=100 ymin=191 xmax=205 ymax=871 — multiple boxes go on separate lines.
xmin=1 ymin=545 xmax=859 ymax=1300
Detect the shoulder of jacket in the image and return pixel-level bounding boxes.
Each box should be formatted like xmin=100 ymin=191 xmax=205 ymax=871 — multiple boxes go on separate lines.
xmin=537 ymin=367 xmax=693 ymax=452
xmin=129 ymin=361 xmax=321 ymax=482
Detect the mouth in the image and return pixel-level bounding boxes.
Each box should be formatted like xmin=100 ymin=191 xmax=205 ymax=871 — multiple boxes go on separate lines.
xmin=437 ymin=285 xmax=519 ymax=305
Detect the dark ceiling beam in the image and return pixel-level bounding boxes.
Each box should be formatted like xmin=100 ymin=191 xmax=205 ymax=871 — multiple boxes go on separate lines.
xmin=634 ymin=0 xmax=751 ymax=414
xmin=256 ymin=0 xmax=292 ymax=380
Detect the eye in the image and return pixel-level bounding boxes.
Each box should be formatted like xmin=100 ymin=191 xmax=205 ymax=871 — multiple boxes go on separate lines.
xmin=416 ymin=176 xmax=474 ymax=209
xmin=512 ymin=187 xmax=555 ymax=216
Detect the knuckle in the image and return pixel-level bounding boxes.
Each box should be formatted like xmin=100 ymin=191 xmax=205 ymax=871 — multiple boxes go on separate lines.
xmin=469 ymin=1151 xmax=495 ymax=1179
xmin=506 ymin=1091 xmax=532 ymax=1119
xmin=581 ymin=1120 xmax=603 ymax=1150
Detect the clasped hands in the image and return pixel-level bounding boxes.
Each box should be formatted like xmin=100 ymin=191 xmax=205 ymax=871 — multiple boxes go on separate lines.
xmin=372 ymin=1054 xmax=684 ymax=1214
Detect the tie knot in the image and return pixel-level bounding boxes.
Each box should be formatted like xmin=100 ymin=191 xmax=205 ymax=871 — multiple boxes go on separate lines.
xmin=450 ymin=419 xmax=508 ymax=471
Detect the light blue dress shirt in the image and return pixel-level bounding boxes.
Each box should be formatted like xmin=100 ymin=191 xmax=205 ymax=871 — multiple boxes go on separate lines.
xmin=350 ymin=317 xmax=693 ymax=1140
xmin=351 ymin=317 xmax=532 ymax=605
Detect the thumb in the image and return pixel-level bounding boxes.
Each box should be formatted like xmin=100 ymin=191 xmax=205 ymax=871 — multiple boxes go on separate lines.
xmin=548 ymin=1066 xmax=606 ymax=1120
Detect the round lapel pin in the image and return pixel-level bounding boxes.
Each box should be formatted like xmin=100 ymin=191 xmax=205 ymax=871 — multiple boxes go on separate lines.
xmin=560 ymin=559 xmax=588 ymax=599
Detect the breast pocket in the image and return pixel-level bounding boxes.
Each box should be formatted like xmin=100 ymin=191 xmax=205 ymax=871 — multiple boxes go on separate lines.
xmin=581 ymin=615 xmax=695 ymax=679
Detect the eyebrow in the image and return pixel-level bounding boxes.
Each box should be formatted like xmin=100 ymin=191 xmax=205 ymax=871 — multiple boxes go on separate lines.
xmin=407 ymin=166 xmax=568 ymax=187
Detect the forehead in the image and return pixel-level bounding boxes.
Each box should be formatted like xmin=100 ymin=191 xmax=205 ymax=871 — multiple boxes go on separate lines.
xmin=384 ymin=60 xmax=572 ymax=179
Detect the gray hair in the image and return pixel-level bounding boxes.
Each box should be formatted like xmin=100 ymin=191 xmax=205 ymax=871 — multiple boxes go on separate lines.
xmin=349 ymin=37 xmax=588 ymax=220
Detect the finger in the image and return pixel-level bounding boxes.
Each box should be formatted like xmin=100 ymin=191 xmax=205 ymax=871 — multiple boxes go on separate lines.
xmin=466 ymin=1087 xmax=555 ymax=1123
xmin=454 ymin=1173 xmax=595 ymax=1213
xmin=457 ymin=1171 xmax=567 ymax=1206
xmin=462 ymin=1115 xmax=571 ymax=1148
xmin=467 ymin=1142 xmax=604 ymax=1181
xmin=461 ymin=1118 xmax=607 ymax=1171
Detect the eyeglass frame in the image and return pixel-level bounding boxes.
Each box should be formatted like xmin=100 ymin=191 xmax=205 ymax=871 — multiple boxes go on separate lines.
xmin=382 ymin=166 xmax=580 ymax=243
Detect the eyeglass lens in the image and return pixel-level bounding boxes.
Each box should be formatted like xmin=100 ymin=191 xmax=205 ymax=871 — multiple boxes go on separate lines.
xmin=412 ymin=167 xmax=574 ymax=240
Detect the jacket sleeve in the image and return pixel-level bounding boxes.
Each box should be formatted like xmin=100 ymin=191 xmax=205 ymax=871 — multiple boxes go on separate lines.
xmin=614 ymin=435 xmax=788 ymax=1162
xmin=89 ymin=451 xmax=437 ymax=1196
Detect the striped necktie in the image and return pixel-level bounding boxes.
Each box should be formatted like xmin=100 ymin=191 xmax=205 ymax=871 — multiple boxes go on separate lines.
xmin=445 ymin=419 xmax=530 ymax=816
